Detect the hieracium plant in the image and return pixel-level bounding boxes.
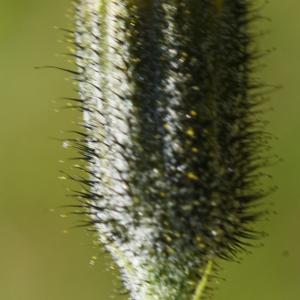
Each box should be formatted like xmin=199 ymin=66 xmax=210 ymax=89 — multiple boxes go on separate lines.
xmin=61 ymin=0 xmax=273 ymax=299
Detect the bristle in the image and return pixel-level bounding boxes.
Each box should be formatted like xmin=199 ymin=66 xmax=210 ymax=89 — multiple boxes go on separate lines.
xmin=67 ymin=1 xmax=272 ymax=299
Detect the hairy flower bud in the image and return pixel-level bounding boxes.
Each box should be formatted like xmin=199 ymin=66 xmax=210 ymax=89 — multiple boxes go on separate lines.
xmin=69 ymin=0 xmax=271 ymax=299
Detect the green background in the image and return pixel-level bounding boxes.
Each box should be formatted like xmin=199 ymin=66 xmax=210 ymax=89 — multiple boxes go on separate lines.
xmin=0 ymin=1 xmax=299 ymax=299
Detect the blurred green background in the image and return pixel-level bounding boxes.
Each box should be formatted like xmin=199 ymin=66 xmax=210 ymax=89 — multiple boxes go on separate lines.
xmin=0 ymin=1 xmax=299 ymax=299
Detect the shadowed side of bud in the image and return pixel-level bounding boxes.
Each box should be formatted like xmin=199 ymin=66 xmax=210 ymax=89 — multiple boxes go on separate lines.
xmin=70 ymin=0 xmax=270 ymax=299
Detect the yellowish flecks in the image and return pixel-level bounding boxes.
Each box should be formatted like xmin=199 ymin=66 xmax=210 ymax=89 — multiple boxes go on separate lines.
xmin=186 ymin=172 xmax=199 ymax=181
xmin=192 ymin=147 xmax=199 ymax=153
xmin=180 ymin=51 xmax=189 ymax=62
xmin=164 ymin=235 xmax=172 ymax=243
xmin=60 ymin=214 xmax=67 ymax=218
xmin=62 ymin=230 xmax=69 ymax=234
xmin=160 ymin=191 xmax=166 ymax=197
xmin=163 ymin=123 xmax=170 ymax=130
xmin=132 ymin=57 xmax=141 ymax=64
xmin=182 ymin=51 xmax=188 ymax=58
xmin=191 ymin=86 xmax=200 ymax=92
xmin=195 ymin=235 xmax=205 ymax=248
xmin=133 ymin=197 xmax=140 ymax=205
xmin=196 ymin=241 xmax=206 ymax=250
xmin=190 ymin=110 xmax=198 ymax=117
xmin=186 ymin=127 xmax=196 ymax=138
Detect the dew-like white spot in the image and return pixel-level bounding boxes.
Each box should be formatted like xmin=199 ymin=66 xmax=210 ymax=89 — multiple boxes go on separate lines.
xmin=62 ymin=140 xmax=70 ymax=149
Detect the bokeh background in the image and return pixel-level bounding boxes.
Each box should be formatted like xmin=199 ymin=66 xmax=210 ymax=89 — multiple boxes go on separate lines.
xmin=0 ymin=1 xmax=299 ymax=299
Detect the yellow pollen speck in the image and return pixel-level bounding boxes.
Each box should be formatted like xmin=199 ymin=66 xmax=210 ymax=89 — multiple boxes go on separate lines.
xmin=182 ymin=51 xmax=188 ymax=58
xmin=190 ymin=110 xmax=197 ymax=117
xmin=163 ymin=123 xmax=170 ymax=130
xmin=196 ymin=235 xmax=203 ymax=242
xmin=186 ymin=128 xmax=195 ymax=137
xmin=192 ymin=147 xmax=199 ymax=153
xmin=196 ymin=235 xmax=206 ymax=249
xmin=160 ymin=191 xmax=166 ymax=197
xmin=186 ymin=172 xmax=199 ymax=181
